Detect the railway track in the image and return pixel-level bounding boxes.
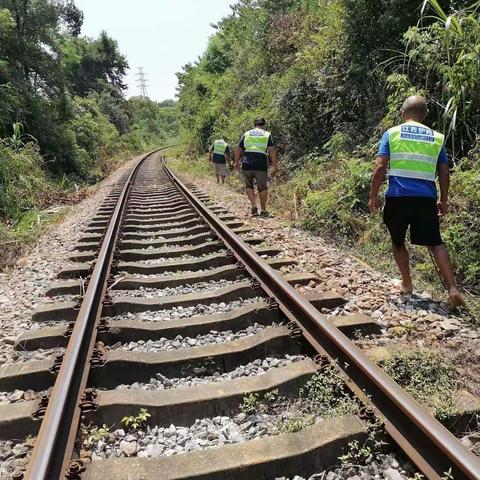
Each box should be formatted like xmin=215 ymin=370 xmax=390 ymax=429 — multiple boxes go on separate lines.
xmin=1 ymin=149 xmax=480 ymax=479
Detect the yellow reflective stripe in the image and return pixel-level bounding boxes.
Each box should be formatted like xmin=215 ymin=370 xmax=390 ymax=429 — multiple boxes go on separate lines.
xmin=390 ymin=160 xmax=436 ymax=173
xmin=390 ymin=153 xmax=437 ymax=164
xmin=388 ymin=169 xmax=436 ymax=181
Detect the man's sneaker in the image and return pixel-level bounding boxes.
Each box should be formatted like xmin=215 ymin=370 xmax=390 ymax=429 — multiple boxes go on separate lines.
xmin=259 ymin=210 xmax=271 ymax=218
xmin=251 ymin=207 xmax=259 ymax=217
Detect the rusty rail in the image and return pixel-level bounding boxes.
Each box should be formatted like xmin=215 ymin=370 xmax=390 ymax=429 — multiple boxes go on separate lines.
xmin=22 ymin=151 xmax=480 ymax=479
xmin=164 ymin=163 xmax=480 ymax=480
xmin=25 ymin=149 xmax=167 ymax=480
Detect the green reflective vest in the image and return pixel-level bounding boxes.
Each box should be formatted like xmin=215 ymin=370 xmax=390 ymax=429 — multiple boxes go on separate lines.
xmin=213 ymin=139 xmax=228 ymax=156
xmin=388 ymin=121 xmax=444 ymax=182
xmin=244 ymin=129 xmax=271 ymax=156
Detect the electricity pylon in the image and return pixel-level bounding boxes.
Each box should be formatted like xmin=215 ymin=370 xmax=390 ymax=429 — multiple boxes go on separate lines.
xmin=136 ymin=67 xmax=149 ymax=98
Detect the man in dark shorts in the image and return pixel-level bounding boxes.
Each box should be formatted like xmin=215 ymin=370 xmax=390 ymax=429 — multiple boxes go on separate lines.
xmin=369 ymin=95 xmax=464 ymax=306
xmin=235 ymin=118 xmax=278 ymax=217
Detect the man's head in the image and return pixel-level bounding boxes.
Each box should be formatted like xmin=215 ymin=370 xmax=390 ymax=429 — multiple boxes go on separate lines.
xmin=401 ymin=95 xmax=428 ymax=122
xmin=254 ymin=117 xmax=266 ymax=128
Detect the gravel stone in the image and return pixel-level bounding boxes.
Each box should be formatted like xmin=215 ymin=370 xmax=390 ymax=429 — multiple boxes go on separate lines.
xmin=114 ymin=323 xmax=270 ymax=352
xmin=123 ymin=251 xmax=228 ymax=266
xmin=111 ymin=277 xmax=246 ymax=299
xmin=1 ymin=347 xmax=65 ymax=367
xmin=106 ymin=297 xmax=265 ymax=324
xmin=0 ymin=386 xmax=51 ymax=406
xmin=277 ymin=451 xmax=413 ymax=479
xmin=88 ymin=407 xmax=300 ymax=460
xmin=115 ymin=355 xmax=305 ymax=391
xmin=0 ymin=440 xmax=33 ymax=478
xmin=119 ymin=440 xmax=136 ymax=457
xmin=0 ymin=156 xmax=139 ymax=366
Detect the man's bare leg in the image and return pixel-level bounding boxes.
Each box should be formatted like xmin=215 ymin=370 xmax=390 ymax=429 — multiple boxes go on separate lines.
xmin=246 ymin=188 xmax=256 ymax=208
xmin=392 ymin=243 xmax=413 ymax=293
xmin=259 ymin=189 xmax=268 ymax=212
xmin=221 ymin=176 xmax=226 ymax=185
xmin=428 ymin=245 xmax=465 ymax=306
xmin=215 ymin=174 xmax=220 ymax=184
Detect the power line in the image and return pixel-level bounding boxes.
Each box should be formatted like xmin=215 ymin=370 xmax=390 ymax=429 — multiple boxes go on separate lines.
xmin=136 ymin=67 xmax=149 ymax=98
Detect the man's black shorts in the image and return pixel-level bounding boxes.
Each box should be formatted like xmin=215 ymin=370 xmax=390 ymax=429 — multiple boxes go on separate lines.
xmin=383 ymin=197 xmax=443 ymax=246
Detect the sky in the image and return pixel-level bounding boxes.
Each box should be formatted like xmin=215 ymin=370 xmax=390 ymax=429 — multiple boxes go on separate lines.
xmin=75 ymin=0 xmax=233 ymax=101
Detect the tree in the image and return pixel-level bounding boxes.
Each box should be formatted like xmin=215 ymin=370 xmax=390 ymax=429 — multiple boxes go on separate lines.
xmin=60 ymin=32 xmax=128 ymax=97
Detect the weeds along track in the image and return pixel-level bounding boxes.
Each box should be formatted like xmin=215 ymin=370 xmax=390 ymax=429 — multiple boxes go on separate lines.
xmin=1 ymin=150 xmax=480 ymax=480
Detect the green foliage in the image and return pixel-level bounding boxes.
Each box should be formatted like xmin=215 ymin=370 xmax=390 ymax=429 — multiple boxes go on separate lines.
xmin=263 ymin=389 xmax=281 ymax=407
xmin=339 ymin=426 xmax=385 ymax=470
xmin=442 ymin=160 xmax=480 ymax=287
xmin=236 ymin=370 xmax=358 ymax=437
xmin=0 ymin=142 xmax=48 ymax=220
xmin=68 ymin=96 xmax=121 ymax=180
xmin=300 ymin=364 xmax=359 ymax=418
xmin=121 ymin=408 xmax=151 ymax=431
xmin=278 ymin=417 xmax=310 ymax=434
xmin=175 ymin=0 xmax=480 ymax=294
xmin=0 ymin=0 xmax=178 ymax=179
xmin=240 ymin=393 xmax=260 ymax=416
xmin=0 ymin=1 xmax=180 ymax=270
xmin=60 ymin=32 xmax=128 ymax=97
xmin=339 ymin=439 xmax=374 ymax=468
xmin=382 ymin=349 xmax=462 ymax=418
xmin=127 ymin=97 xmax=180 ymax=148
xmin=398 ymin=1 xmax=480 ymax=157
xmin=298 ymin=154 xmax=372 ymax=237
xmin=81 ymin=424 xmax=111 ymax=448
xmin=1 ymin=122 xmax=37 ymax=151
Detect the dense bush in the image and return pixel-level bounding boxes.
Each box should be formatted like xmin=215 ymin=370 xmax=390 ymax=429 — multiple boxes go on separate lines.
xmin=0 ymin=143 xmax=48 ymax=221
xmin=176 ymin=0 xmax=480 ymax=293
xmin=0 ymin=0 xmax=179 ymax=264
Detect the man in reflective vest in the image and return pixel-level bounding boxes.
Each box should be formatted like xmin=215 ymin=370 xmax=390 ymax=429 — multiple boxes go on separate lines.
xmin=235 ymin=117 xmax=278 ymax=217
xmin=209 ymin=139 xmax=230 ymax=184
xmin=369 ymin=95 xmax=464 ymax=306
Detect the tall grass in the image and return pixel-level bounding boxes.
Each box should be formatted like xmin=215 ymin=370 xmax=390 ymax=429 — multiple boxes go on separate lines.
xmin=413 ymin=1 xmax=480 ymax=157
xmin=0 ymin=143 xmax=49 ymax=222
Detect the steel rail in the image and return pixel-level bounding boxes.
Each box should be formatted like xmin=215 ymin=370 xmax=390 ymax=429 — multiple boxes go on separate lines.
xmin=165 ymin=163 xmax=480 ymax=480
xmin=25 ymin=148 xmax=168 ymax=480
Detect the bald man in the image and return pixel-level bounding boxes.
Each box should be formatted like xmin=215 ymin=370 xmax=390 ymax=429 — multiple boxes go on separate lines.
xmin=369 ymin=95 xmax=465 ymax=306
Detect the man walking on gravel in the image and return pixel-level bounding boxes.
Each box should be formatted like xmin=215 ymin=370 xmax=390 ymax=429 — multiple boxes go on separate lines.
xmin=235 ymin=117 xmax=278 ymax=217
xmin=209 ymin=138 xmax=230 ymax=185
xmin=369 ymin=95 xmax=465 ymax=307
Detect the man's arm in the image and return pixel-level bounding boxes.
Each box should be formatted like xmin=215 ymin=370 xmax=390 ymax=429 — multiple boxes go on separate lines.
xmin=208 ymin=147 xmax=213 ymax=163
xmin=437 ymin=163 xmax=450 ymax=217
xmin=235 ymin=147 xmax=243 ymax=171
xmin=369 ymin=155 xmax=389 ymax=212
xmin=268 ymin=146 xmax=278 ymax=173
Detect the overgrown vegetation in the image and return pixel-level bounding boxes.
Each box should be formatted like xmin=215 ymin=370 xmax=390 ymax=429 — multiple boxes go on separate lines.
xmin=0 ymin=1 xmax=179 ymax=265
xmin=121 ymin=408 xmax=151 ymax=432
xmin=239 ymin=365 xmax=359 ymax=434
xmin=175 ymin=0 xmax=480 ymax=298
xmin=81 ymin=424 xmax=111 ymax=448
xmin=382 ymin=349 xmax=462 ymax=419
xmin=339 ymin=426 xmax=386 ymax=472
